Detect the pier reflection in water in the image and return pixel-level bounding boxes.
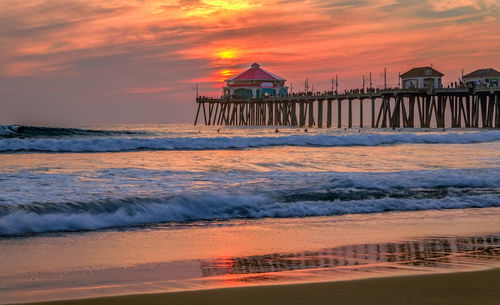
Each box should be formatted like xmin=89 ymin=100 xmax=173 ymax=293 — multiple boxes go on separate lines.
xmin=1 ymin=234 xmax=498 ymax=304
xmin=200 ymin=235 xmax=499 ymax=283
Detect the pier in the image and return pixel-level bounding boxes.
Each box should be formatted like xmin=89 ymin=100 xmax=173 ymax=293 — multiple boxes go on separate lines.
xmin=194 ymin=87 xmax=500 ymax=128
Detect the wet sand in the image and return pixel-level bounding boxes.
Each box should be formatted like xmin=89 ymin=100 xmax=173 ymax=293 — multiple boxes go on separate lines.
xmin=15 ymin=268 xmax=500 ymax=305
xmin=1 ymin=209 xmax=499 ymax=304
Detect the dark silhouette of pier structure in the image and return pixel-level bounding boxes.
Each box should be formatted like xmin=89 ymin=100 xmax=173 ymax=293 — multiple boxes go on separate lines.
xmin=194 ymin=87 xmax=500 ymax=128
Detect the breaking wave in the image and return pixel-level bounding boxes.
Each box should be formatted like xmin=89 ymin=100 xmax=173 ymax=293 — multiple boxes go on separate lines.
xmin=1 ymin=167 xmax=499 ymax=236
xmin=0 ymin=125 xmax=145 ymax=139
xmin=1 ymin=130 xmax=499 ymax=152
xmin=0 ymin=193 xmax=498 ymax=236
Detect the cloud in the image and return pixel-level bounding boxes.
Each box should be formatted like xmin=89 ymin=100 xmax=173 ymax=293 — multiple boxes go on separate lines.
xmin=0 ymin=0 xmax=499 ymax=124
xmin=428 ymin=0 xmax=500 ymax=11
xmin=2 ymin=60 xmax=71 ymax=77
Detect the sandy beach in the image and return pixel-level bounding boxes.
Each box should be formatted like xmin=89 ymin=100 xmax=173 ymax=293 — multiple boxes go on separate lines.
xmin=14 ymin=268 xmax=500 ymax=305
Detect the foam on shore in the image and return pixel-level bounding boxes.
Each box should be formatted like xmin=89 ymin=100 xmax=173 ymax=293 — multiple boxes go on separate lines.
xmin=1 ymin=130 xmax=499 ymax=152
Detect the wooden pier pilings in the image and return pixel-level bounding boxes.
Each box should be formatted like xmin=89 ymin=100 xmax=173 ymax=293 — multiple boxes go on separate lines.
xmin=194 ymin=88 xmax=500 ymax=128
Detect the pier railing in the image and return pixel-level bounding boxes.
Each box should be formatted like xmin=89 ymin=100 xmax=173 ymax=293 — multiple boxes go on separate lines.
xmin=194 ymin=87 xmax=500 ymax=128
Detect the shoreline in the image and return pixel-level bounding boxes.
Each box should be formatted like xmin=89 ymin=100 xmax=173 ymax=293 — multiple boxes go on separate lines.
xmin=2 ymin=210 xmax=499 ymax=305
xmin=11 ymin=268 xmax=500 ymax=305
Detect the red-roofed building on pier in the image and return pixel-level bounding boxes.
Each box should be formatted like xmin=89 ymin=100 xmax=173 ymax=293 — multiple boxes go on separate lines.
xmin=224 ymin=63 xmax=288 ymax=99
xmin=400 ymin=67 xmax=444 ymax=89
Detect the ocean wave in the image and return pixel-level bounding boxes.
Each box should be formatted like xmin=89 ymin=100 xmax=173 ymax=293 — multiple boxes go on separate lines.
xmin=1 ymin=169 xmax=499 ymax=211
xmin=0 ymin=125 xmax=18 ymax=136
xmin=0 ymin=125 xmax=146 ymax=139
xmin=0 ymin=192 xmax=498 ymax=236
xmin=1 ymin=131 xmax=499 ymax=152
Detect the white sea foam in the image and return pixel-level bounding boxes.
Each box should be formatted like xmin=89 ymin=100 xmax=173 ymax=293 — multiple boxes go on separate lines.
xmin=1 ymin=168 xmax=498 ymax=206
xmin=1 ymin=168 xmax=499 ymax=235
xmin=1 ymin=131 xmax=499 ymax=152
xmin=0 ymin=193 xmax=498 ymax=236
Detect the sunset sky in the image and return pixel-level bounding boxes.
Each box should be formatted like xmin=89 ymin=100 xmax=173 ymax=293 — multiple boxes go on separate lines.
xmin=1 ymin=0 xmax=499 ymax=125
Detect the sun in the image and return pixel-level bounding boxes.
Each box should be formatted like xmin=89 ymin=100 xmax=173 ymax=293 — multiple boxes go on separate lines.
xmin=220 ymin=69 xmax=233 ymax=77
xmin=183 ymin=0 xmax=261 ymax=17
xmin=217 ymin=50 xmax=237 ymax=59
xmin=204 ymin=0 xmax=257 ymax=10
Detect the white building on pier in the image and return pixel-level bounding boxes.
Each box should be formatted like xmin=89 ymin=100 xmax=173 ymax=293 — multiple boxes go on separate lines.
xmin=400 ymin=67 xmax=444 ymax=89
xmin=462 ymin=68 xmax=500 ymax=88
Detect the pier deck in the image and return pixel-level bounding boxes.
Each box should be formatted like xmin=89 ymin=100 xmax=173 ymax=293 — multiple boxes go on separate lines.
xmin=194 ymin=87 xmax=500 ymax=128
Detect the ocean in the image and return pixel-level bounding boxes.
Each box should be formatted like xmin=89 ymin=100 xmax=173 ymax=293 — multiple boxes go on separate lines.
xmin=0 ymin=124 xmax=499 ymax=303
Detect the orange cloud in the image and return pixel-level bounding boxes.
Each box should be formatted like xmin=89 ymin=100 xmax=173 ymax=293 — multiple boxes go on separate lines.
xmin=1 ymin=0 xmax=500 ymax=123
xmin=3 ymin=61 xmax=70 ymax=77
xmin=429 ymin=0 xmax=500 ymax=11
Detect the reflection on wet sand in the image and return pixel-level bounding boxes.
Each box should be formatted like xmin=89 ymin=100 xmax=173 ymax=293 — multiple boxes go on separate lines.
xmin=200 ymin=235 xmax=500 ymax=283
xmin=1 ymin=234 xmax=498 ymax=304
